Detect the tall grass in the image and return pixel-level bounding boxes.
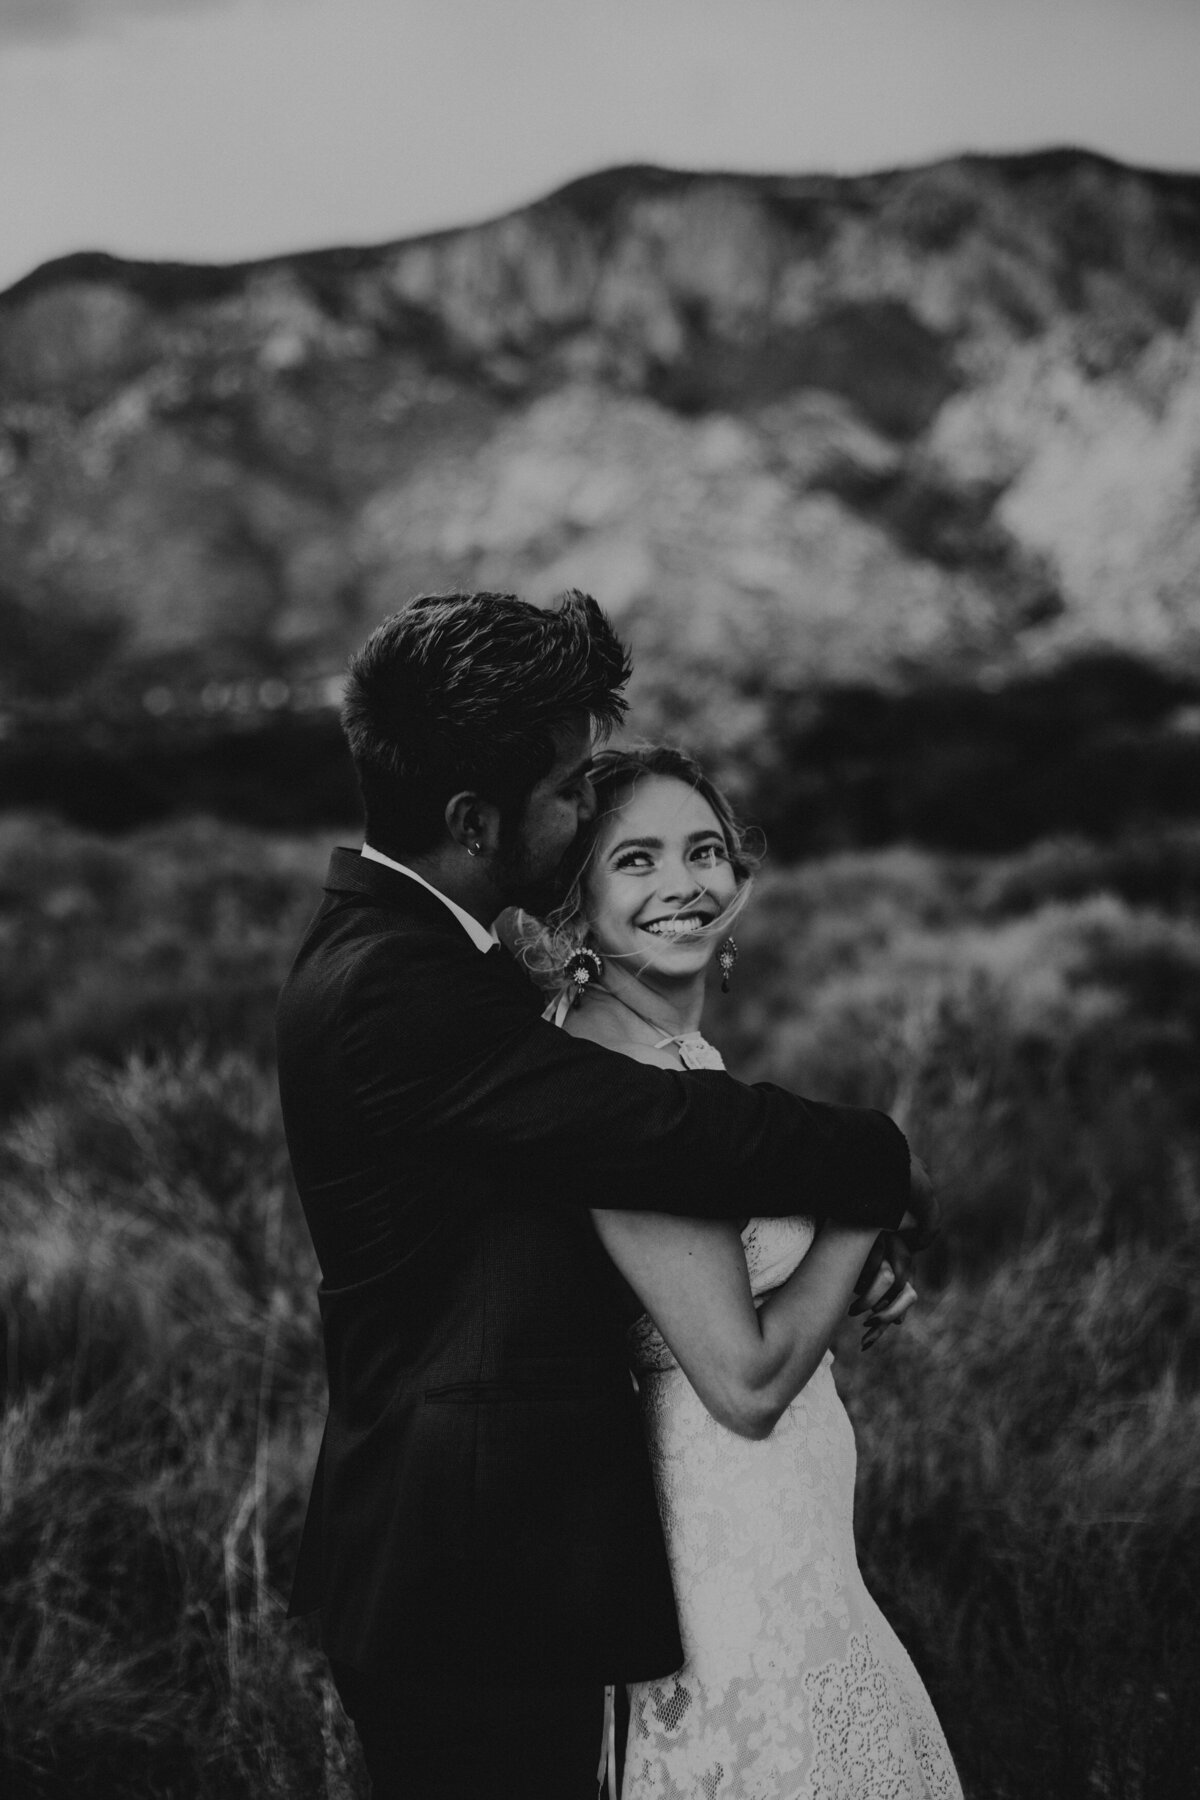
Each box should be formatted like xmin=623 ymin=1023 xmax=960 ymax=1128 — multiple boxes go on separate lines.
xmin=2 ymin=813 xmax=1199 ymax=1797
xmin=0 ymin=1044 xmax=360 ymax=1799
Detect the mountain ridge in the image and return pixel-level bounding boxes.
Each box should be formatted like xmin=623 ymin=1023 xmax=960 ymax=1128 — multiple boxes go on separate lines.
xmin=7 ymin=145 xmax=1200 ymax=308
xmin=3 ymin=146 xmax=1200 ymax=776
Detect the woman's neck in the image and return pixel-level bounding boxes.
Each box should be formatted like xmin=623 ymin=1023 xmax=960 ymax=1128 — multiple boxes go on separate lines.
xmin=591 ymin=961 xmax=707 ymax=1041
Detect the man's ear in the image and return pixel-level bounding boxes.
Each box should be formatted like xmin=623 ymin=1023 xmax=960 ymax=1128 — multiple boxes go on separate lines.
xmin=444 ymin=791 xmax=503 ymax=856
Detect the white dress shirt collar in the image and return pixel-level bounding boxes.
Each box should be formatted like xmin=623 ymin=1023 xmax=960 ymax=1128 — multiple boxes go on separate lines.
xmin=360 ymin=843 xmax=498 ymax=954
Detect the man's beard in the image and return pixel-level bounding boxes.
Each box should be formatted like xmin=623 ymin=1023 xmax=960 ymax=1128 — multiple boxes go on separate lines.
xmin=494 ymin=829 xmax=578 ymax=919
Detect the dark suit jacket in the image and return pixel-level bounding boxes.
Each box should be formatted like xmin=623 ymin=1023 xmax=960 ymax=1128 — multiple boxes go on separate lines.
xmin=277 ymin=849 xmax=910 ymax=1684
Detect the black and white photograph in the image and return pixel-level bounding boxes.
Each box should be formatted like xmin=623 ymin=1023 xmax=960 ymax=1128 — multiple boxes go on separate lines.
xmin=2 ymin=4 xmax=1199 ymax=1797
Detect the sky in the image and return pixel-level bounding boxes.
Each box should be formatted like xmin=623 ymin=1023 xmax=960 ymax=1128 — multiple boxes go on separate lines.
xmin=1 ymin=0 xmax=1199 ymax=293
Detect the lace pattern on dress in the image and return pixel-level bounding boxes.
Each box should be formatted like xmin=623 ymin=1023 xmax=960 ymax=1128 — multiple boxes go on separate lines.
xmin=624 ymin=1212 xmax=961 ymax=1799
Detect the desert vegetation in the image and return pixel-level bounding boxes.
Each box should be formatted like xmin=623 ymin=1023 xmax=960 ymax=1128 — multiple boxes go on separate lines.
xmin=2 ymin=810 xmax=1199 ymax=1798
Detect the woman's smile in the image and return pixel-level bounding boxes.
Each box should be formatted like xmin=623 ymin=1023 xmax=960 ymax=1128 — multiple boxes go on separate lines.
xmin=639 ymin=911 xmax=716 ymax=939
xmin=584 ymin=774 xmax=740 ymax=986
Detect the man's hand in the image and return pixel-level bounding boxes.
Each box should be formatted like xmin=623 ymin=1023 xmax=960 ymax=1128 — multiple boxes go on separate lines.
xmin=897 ymin=1153 xmax=939 ymax=1251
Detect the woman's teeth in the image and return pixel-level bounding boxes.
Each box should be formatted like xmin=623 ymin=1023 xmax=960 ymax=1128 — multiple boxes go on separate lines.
xmin=642 ymin=916 xmax=705 ymax=937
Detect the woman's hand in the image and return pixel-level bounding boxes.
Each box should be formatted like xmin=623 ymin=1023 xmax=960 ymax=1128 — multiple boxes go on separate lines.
xmin=859 ymin=1272 xmax=917 ymax=1349
xmin=849 ymin=1231 xmax=919 ymax=1349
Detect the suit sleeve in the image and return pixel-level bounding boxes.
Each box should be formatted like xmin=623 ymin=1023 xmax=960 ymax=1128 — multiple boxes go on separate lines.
xmin=334 ymin=929 xmax=910 ymax=1232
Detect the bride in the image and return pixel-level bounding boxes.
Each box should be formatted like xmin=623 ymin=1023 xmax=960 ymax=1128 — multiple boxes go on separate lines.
xmin=523 ymin=745 xmax=962 ymax=1800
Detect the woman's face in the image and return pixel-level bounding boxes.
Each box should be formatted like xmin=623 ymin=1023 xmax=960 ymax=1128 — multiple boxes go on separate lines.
xmin=583 ymin=775 xmax=740 ymax=985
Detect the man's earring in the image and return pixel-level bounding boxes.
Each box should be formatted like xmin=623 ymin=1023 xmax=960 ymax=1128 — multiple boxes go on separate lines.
xmin=467 ymin=842 xmax=482 ymax=858
xmin=565 ymin=947 xmax=603 ymax=1007
xmin=718 ymin=937 xmax=738 ymax=993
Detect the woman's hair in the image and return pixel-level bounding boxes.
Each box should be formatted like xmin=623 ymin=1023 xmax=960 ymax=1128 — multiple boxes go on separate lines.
xmin=341 ymin=589 xmax=631 ymax=853
xmin=516 ymin=743 xmax=762 ymax=985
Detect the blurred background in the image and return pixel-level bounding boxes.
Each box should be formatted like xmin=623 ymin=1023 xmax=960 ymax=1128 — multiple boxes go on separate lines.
xmin=2 ymin=3 xmax=1200 ymax=1796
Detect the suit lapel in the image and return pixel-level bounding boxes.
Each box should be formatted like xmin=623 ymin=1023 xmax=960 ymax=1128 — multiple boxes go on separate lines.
xmin=322 ymin=848 xmax=542 ymax=1009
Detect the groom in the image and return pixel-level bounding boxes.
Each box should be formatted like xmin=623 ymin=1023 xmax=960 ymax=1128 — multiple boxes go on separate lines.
xmin=277 ymin=589 xmax=934 ymax=1800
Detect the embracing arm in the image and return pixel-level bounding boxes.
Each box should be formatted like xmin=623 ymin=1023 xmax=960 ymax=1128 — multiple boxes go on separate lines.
xmin=591 ymin=1209 xmax=881 ymax=1439
xmin=304 ymin=921 xmax=918 ymax=1229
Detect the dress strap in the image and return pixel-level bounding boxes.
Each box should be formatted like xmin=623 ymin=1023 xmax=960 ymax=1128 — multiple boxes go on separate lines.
xmin=669 ymin=1032 xmax=726 ymax=1071
xmin=597 ymin=1684 xmax=618 ymax=1800
xmin=543 ymin=989 xmax=574 ymax=1028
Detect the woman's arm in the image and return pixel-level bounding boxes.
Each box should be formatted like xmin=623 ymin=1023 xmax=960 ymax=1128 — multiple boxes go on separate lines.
xmin=590 ymin=1206 xmax=886 ymax=1440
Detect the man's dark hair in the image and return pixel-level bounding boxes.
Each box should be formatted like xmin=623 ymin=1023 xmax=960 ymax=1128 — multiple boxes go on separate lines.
xmin=341 ymin=589 xmax=632 ymax=852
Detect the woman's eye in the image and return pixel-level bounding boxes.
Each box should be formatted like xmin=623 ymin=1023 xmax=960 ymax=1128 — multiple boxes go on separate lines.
xmin=693 ymin=843 xmax=725 ymax=865
xmin=613 ymin=851 xmax=652 ymax=871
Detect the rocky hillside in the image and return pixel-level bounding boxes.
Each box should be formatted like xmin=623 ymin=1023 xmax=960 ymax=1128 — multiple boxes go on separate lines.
xmin=2 ymin=148 xmax=1200 ymax=840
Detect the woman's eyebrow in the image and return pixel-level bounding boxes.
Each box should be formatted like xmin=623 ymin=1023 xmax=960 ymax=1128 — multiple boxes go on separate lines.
xmin=608 ymin=830 xmax=724 ymax=855
xmin=608 ymin=835 xmax=663 ymax=854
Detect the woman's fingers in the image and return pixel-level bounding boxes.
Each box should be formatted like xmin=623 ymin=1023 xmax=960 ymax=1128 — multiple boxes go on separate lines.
xmin=851 ymin=1228 xmax=914 ymax=1316
xmin=849 ymin=1260 xmax=896 ymax=1317
xmin=873 ymin=1280 xmax=918 ymax=1325
xmin=861 ymin=1282 xmax=918 ymax=1348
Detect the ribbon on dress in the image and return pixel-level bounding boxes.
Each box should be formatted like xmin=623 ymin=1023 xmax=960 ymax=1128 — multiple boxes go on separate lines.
xmin=597 ymin=1683 xmax=618 ymax=1800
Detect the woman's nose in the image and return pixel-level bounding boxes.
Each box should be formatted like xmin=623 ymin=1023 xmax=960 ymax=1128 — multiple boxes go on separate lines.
xmin=658 ymin=856 xmax=702 ymax=901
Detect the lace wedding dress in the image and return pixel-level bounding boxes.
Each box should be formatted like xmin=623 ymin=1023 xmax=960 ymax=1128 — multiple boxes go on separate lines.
xmin=623 ymin=1207 xmax=962 ymax=1799
xmin=547 ymin=993 xmax=959 ymax=1797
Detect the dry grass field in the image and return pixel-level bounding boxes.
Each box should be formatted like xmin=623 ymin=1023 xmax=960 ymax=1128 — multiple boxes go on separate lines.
xmin=2 ymin=813 xmax=1198 ymax=1798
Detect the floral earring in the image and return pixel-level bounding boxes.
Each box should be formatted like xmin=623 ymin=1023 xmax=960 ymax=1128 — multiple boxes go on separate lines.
xmin=565 ymin=946 xmax=603 ymax=1007
xmin=718 ymin=937 xmax=738 ymax=993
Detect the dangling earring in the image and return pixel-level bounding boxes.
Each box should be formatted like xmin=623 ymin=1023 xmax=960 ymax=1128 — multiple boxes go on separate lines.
xmin=564 ymin=946 xmax=603 ymax=1008
xmin=718 ymin=937 xmax=738 ymax=993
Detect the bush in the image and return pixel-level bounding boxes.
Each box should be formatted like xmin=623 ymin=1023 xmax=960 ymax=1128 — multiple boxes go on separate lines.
xmin=2 ymin=815 xmax=1199 ymax=1796
xmin=0 ymin=1012 xmax=341 ymax=1797
xmin=0 ymin=812 xmax=328 ymax=1112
